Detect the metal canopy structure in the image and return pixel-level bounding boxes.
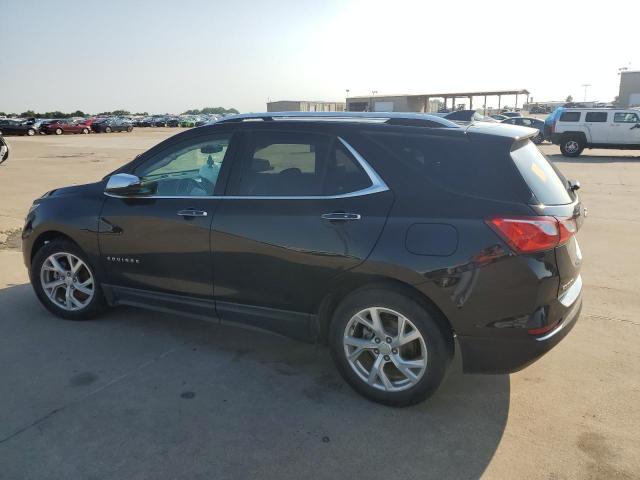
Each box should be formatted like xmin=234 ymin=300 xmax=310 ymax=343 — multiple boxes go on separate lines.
xmin=347 ymin=89 xmax=531 ymax=113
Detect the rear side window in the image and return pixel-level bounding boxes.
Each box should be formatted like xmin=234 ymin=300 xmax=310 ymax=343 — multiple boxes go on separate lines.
xmin=363 ymin=132 xmax=527 ymax=202
xmin=585 ymin=111 xmax=607 ymax=122
xmin=230 ymin=131 xmax=371 ymax=196
xmin=511 ymin=142 xmax=572 ymax=205
xmin=559 ymin=112 xmax=581 ymax=122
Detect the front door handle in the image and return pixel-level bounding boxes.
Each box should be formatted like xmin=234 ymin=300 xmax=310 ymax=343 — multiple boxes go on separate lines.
xmin=321 ymin=212 xmax=361 ymax=221
xmin=177 ymin=209 xmax=208 ymax=217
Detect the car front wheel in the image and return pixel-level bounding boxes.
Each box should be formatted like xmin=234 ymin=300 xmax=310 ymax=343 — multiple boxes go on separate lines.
xmin=105 ymin=127 xmax=112 ymax=133
xmin=330 ymin=288 xmax=450 ymax=406
xmin=27 ymin=128 xmax=36 ymax=136
xmin=55 ymin=128 xmax=63 ymax=135
xmin=31 ymin=240 xmax=106 ymax=320
xmin=560 ymin=136 xmax=584 ymax=157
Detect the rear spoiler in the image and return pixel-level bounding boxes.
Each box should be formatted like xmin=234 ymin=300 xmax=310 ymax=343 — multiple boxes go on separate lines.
xmin=464 ymin=122 xmax=539 ymax=144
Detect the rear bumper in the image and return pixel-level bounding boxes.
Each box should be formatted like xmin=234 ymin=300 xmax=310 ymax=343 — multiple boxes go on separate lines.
xmin=457 ymin=281 xmax=582 ymax=374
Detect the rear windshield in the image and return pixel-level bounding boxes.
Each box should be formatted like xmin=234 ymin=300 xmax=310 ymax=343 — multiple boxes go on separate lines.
xmin=511 ymin=141 xmax=572 ymax=205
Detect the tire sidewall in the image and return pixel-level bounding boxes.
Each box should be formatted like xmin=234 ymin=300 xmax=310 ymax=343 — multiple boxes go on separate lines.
xmin=329 ymin=288 xmax=450 ymax=407
xmin=31 ymin=240 xmax=105 ymax=320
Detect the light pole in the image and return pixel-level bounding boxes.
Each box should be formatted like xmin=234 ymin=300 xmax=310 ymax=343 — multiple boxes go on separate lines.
xmin=370 ymin=90 xmax=377 ymax=112
xmin=345 ymin=89 xmax=350 ymax=111
xmin=582 ymin=84 xmax=591 ymax=102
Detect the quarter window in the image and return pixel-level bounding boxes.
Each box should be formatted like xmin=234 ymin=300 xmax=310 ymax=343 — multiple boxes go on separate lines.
xmin=559 ymin=112 xmax=581 ymax=122
xmin=135 ymin=134 xmax=232 ymax=196
xmin=230 ymin=131 xmax=372 ymax=197
xmin=613 ymin=112 xmax=639 ymax=123
xmin=585 ymin=111 xmax=607 ymax=122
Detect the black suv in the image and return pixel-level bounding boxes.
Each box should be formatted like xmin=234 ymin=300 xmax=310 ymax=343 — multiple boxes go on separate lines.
xmin=22 ymin=112 xmax=584 ymax=406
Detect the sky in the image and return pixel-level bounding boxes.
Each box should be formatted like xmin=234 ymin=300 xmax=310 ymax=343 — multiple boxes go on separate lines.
xmin=1 ymin=0 xmax=637 ymax=114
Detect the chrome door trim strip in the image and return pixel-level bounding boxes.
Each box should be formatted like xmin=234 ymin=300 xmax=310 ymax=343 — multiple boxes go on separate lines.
xmin=104 ymin=137 xmax=390 ymax=200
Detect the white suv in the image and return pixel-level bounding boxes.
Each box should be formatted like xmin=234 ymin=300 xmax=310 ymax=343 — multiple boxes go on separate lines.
xmin=548 ymin=108 xmax=640 ymax=156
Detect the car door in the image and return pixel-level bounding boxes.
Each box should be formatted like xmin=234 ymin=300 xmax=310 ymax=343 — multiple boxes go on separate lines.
xmin=584 ymin=111 xmax=609 ymax=143
xmin=211 ymin=124 xmax=394 ymax=339
xmin=99 ymin=128 xmax=238 ymax=315
xmin=609 ymin=111 xmax=640 ymax=144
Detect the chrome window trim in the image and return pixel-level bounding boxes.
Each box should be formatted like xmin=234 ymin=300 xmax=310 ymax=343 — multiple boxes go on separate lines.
xmin=104 ymin=137 xmax=389 ymax=200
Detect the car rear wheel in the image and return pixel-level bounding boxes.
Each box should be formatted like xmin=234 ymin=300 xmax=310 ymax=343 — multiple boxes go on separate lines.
xmin=330 ymin=288 xmax=450 ymax=406
xmin=27 ymin=128 xmax=36 ymax=136
xmin=127 ymin=126 xmax=133 ymax=132
xmin=55 ymin=128 xmax=63 ymax=135
xmin=82 ymin=128 xmax=89 ymax=134
xmin=105 ymin=126 xmax=112 ymax=133
xmin=532 ymin=132 xmax=544 ymax=144
xmin=31 ymin=240 xmax=106 ymax=320
xmin=560 ymin=136 xmax=584 ymax=157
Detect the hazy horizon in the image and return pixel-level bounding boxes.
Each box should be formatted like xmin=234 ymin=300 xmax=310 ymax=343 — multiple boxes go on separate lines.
xmin=1 ymin=0 xmax=635 ymax=114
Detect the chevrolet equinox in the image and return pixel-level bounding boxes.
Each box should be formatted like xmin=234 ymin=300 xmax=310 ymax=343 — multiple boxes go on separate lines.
xmin=22 ymin=112 xmax=584 ymax=406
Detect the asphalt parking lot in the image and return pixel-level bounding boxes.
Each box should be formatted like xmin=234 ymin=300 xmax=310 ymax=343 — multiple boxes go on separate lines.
xmin=0 ymin=129 xmax=639 ymax=479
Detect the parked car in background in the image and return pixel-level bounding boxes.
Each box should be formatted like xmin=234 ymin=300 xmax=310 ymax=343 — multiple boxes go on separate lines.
xmin=0 ymin=135 xmax=9 ymax=165
xmin=0 ymin=119 xmax=38 ymax=136
xmin=40 ymin=119 xmax=90 ymax=135
xmin=179 ymin=116 xmax=197 ymax=127
xmin=151 ymin=117 xmax=167 ymax=127
xmin=135 ymin=117 xmax=153 ymax=127
xmin=22 ymin=111 xmax=584 ymax=406
xmin=490 ymin=114 xmax=508 ymax=121
xmin=91 ymin=118 xmax=133 ymax=133
xmin=500 ymin=111 xmax=522 ymax=118
xmin=501 ymin=117 xmax=546 ymax=144
xmin=548 ymin=108 xmax=640 ymax=156
xmin=529 ymin=105 xmax=547 ymax=114
xmin=166 ymin=117 xmax=180 ymax=127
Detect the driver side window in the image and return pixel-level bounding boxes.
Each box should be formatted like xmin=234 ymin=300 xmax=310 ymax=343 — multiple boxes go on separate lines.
xmin=135 ymin=134 xmax=232 ymax=196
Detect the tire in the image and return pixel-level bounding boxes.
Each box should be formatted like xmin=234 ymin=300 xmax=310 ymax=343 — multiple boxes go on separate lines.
xmin=55 ymin=128 xmax=63 ymax=135
xmin=82 ymin=128 xmax=89 ymax=134
xmin=559 ymin=135 xmax=584 ymax=157
xmin=127 ymin=126 xmax=133 ymax=132
xmin=532 ymin=132 xmax=544 ymax=145
xmin=330 ymin=287 xmax=451 ymax=407
xmin=31 ymin=239 xmax=106 ymax=320
xmin=27 ymin=128 xmax=36 ymax=136
xmin=105 ymin=127 xmax=112 ymax=133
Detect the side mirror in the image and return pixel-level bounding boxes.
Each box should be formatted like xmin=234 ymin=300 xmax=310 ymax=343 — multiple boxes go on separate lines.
xmin=568 ymin=179 xmax=581 ymax=191
xmin=105 ymin=173 xmax=149 ymax=196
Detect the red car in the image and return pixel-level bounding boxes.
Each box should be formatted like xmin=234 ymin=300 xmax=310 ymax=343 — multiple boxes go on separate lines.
xmin=40 ymin=120 xmax=91 ymax=135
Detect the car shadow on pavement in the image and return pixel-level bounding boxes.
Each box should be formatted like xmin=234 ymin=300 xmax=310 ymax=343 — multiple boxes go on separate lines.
xmin=0 ymin=283 xmax=510 ymax=480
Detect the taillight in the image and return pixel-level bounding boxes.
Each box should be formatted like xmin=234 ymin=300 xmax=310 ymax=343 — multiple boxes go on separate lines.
xmin=557 ymin=217 xmax=578 ymax=244
xmin=487 ymin=216 xmax=577 ymax=254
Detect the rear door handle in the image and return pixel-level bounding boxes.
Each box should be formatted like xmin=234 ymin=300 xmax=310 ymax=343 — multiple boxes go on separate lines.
xmin=177 ymin=209 xmax=208 ymax=217
xmin=321 ymin=212 xmax=361 ymax=221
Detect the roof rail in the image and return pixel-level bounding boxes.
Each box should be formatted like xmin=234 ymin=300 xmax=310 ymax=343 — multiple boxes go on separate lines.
xmin=214 ymin=111 xmax=458 ymax=128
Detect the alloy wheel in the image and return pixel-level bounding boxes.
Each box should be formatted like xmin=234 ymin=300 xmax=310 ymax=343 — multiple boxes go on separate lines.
xmin=343 ymin=307 xmax=427 ymax=392
xmin=40 ymin=252 xmax=95 ymax=311
xmin=565 ymin=140 xmax=579 ymax=153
